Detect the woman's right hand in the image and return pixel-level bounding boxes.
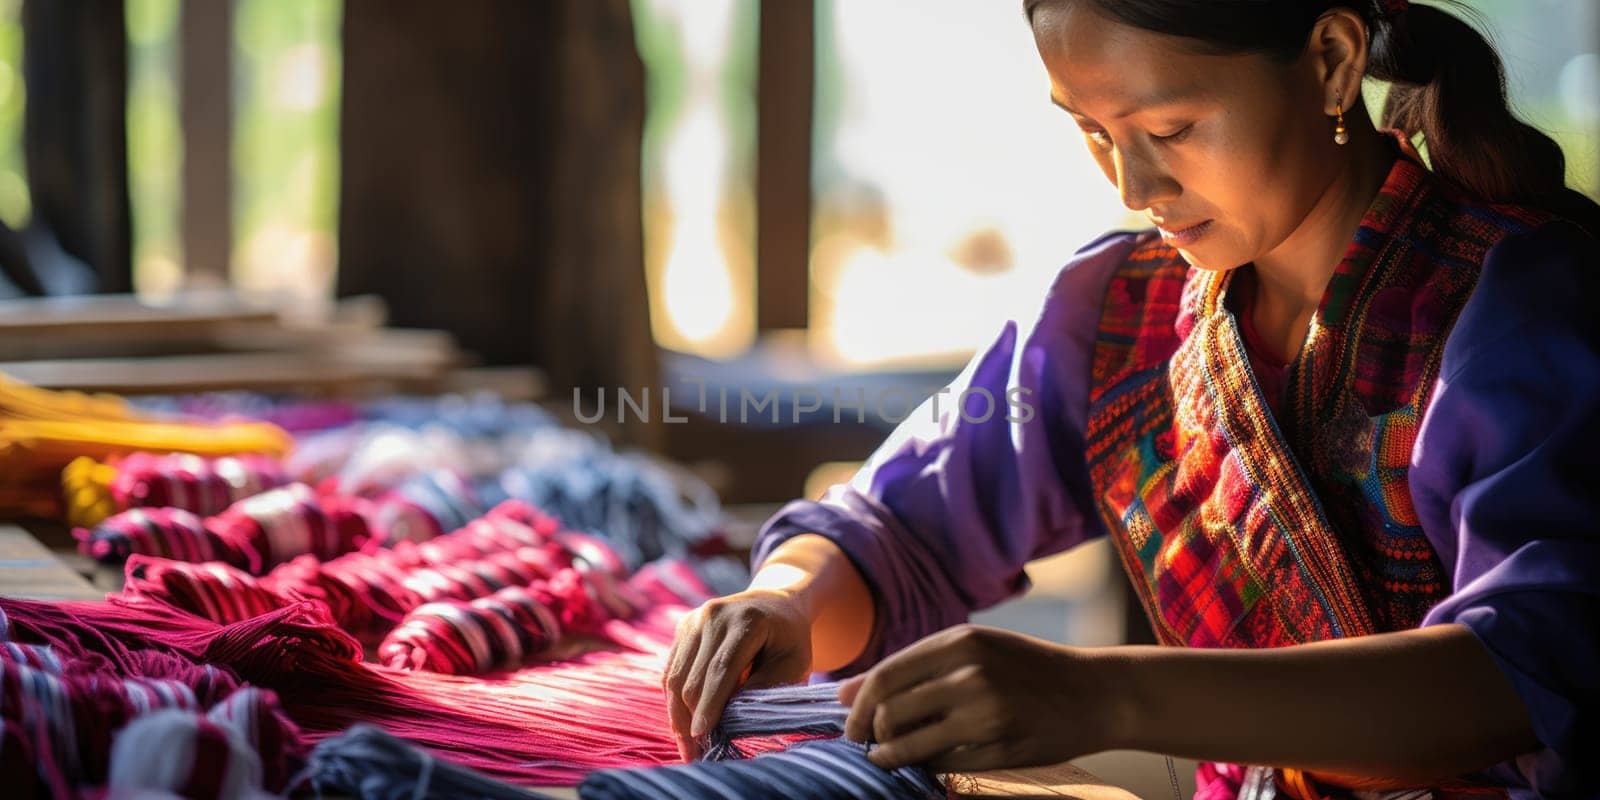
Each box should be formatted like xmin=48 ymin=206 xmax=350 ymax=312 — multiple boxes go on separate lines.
xmin=661 ymin=587 xmax=816 ymax=760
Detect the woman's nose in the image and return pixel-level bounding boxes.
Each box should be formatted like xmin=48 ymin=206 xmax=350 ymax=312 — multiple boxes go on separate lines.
xmin=1114 ymin=147 xmax=1178 ymax=213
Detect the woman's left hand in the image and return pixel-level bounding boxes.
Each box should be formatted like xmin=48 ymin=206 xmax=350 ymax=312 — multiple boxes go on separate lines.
xmin=838 ymin=624 xmax=1127 ymax=773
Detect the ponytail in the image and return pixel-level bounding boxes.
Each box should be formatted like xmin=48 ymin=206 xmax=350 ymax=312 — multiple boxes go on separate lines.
xmin=1368 ymin=1 xmax=1600 ymax=237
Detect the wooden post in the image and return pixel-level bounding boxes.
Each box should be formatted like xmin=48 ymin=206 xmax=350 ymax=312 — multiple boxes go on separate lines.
xmin=179 ymin=0 xmax=233 ymax=287
xmin=338 ymin=0 xmax=659 ymax=450
xmin=755 ymin=0 xmax=814 ymax=332
xmin=22 ymin=0 xmax=132 ymax=294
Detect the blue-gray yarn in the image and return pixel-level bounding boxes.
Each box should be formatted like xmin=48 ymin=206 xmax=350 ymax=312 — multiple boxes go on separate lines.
xmin=703 ymin=682 xmax=850 ymax=760
xmin=577 ymin=683 xmax=945 ymax=800
xmin=488 ymin=450 xmax=726 ymax=570
xmin=293 ymin=724 xmax=565 ymax=800
xmin=392 ymin=470 xmax=486 ymax=535
xmin=577 ymin=738 xmax=946 ymax=800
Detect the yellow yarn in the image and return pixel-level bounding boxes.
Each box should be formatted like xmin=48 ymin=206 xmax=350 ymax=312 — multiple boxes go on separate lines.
xmin=0 ymin=373 xmax=136 ymax=422
xmin=0 ymin=371 xmax=293 ymax=522
xmin=61 ymin=456 xmax=121 ymax=529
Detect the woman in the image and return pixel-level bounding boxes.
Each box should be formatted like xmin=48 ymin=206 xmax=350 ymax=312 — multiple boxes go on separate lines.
xmin=665 ymin=1 xmax=1600 ymax=797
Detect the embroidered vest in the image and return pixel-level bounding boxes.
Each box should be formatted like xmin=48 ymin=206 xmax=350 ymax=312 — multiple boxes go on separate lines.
xmin=1086 ymin=155 xmax=1547 ymax=647
xmin=1081 ymin=152 xmax=1542 ymax=796
xmin=1084 ymin=156 xmax=1548 ymax=797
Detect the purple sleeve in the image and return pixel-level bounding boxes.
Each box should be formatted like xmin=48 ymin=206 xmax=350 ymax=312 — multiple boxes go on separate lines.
xmin=1411 ymin=219 xmax=1600 ymax=797
xmin=750 ymin=231 xmax=1139 ymax=676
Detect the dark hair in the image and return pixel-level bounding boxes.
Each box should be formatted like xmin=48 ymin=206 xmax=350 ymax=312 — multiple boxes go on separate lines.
xmin=1024 ymin=0 xmax=1600 ymax=237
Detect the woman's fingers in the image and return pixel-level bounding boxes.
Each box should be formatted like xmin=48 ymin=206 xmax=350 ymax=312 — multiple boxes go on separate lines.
xmin=690 ymin=628 xmax=768 ymax=738
xmin=663 ymin=590 xmax=815 ymax=760
xmin=868 ymin=666 xmax=970 ymax=744
xmin=867 ymin=710 xmax=980 ymax=770
xmin=662 ymin=614 xmax=705 ymax=760
xmin=843 ymin=629 xmax=970 ymax=743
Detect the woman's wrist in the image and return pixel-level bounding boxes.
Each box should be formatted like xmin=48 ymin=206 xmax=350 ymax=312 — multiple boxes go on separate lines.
xmin=1074 ymin=645 xmax=1147 ymax=753
xmin=747 ymin=534 xmax=839 ymax=621
xmin=751 ymin=533 xmax=876 ymax=671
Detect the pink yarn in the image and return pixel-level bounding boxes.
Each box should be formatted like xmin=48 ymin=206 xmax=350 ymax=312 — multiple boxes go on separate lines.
xmin=110 ymin=452 xmax=290 ymax=518
xmin=1 ymin=593 xmax=696 ymax=786
xmin=80 ymin=483 xmax=380 ymax=574
xmin=377 ymin=566 xmax=648 ymax=674
xmin=121 ymin=501 xmax=581 ymax=635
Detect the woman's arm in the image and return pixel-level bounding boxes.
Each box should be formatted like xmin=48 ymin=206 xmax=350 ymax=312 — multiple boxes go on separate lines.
xmin=1113 ymin=623 xmax=1536 ymax=782
xmin=843 ymin=623 xmax=1535 ymax=780
xmin=748 ymin=533 xmax=875 ymax=672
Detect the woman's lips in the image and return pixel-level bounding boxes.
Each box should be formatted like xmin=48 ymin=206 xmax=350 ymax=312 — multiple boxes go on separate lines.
xmin=1158 ymin=219 xmax=1214 ymax=246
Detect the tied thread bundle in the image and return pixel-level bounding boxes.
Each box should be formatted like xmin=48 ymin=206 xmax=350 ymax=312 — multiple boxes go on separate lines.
xmin=118 ymin=500 xmax=592 ymax=635
xmin=366 ymin=468 xmax=488 ymax=544
xmin=102 ymin=686 xmax=309 ymax=798
xmin=73 ymin=468 xmax=492 ymax=571
xmin=378 ymin=566 xmax=636 ymax=673
xmin=77 ymin=482 xmax=377 ymax=575
xmin=61 ymin=451 xmax=291 ymax=529
xmin=0 ymin=619 xmax=311 ymax=797
xmin=378 ymin=557 xmax=719 ymax=675
xmin=0 ymin=374 xmax=291 ymax=520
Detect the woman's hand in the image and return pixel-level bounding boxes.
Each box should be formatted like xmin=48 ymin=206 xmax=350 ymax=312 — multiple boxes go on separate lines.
xmin=661 ymin=587 xmax=816 ymax=761
xmin=839 ymin=624 xmax=1126 ymax=773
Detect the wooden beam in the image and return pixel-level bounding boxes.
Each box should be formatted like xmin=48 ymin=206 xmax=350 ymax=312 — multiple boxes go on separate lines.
xmin=755 ymin=0 xmax=814 ymax=332
xmin=21 ymin=0 xmax=132 ymax=293
xmin=179 ymin=0 xmax=233 ymax=286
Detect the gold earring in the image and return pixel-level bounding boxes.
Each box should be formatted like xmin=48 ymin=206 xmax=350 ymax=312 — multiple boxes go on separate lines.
xmin=1334 ymin=94 xmax=1349 ymax=145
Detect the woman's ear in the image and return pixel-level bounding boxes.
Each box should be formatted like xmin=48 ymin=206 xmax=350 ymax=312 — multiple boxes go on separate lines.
xmin=1308 ymin=8 xmax=1371 ymax=114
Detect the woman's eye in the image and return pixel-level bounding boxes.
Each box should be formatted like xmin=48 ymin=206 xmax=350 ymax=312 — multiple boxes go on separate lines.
xmin=1154 ymin=123 xmax=1194 ymax=143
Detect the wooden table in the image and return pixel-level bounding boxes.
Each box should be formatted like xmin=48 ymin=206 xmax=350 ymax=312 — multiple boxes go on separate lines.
xmin=0 ymin=524 xmax=1138 ymax=799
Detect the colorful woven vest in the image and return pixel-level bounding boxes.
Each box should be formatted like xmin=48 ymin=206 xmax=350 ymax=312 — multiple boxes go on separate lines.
xmin=1084 ymin=153 xmax=1547 ymax=797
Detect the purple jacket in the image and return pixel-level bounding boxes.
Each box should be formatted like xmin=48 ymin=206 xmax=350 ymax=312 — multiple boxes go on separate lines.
xmin=753 ymin=221 xmax=1599 ymax=797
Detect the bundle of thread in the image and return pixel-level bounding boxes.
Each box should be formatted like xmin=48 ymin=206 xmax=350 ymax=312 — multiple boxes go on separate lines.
xmin=365 ymin=468 xmax=487 ymax=544
xmin=77 ymin=482 xmax=377 ymax=573
xmin=1 ymin=605 xmax=313 ymax=797
xmin=377 ymin=564 xmax=645 ymax=673
xmin=117 ymin=501 xmax=596 ymax=633
xmin=61 ymin=450 xmax=291 ymax=528
xmin=0 ymin=638 xmax=246 ymax=789
xmin=104 ymin=686 xmax=309 ymax=798
xmin=372 ymin=555 xmax=729 ymax=675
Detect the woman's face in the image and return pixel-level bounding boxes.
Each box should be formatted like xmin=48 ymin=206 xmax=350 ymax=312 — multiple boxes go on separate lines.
xmin=1030 ymin=2 xmax=1337 ymax=271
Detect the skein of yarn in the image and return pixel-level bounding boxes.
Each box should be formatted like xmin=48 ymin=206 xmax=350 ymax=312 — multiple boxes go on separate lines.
xmin=79 ymin=483 xmax=377 ymax=573
xmin=294 ymin=724 xmax=565 ymax=800
xmin=578 ymin=738 xmax=948 ymax=800
xmin=61 ymin=451 xmax=291 ymax=529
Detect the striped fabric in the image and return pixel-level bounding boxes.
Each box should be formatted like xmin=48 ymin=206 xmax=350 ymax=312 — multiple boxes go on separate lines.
xmin=1084 ymin=152 xmax=1546 ymax=796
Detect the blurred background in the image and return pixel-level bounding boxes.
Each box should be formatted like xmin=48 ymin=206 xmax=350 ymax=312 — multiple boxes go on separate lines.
xmin=0 ymin=1 xmax=1595 ymax=792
